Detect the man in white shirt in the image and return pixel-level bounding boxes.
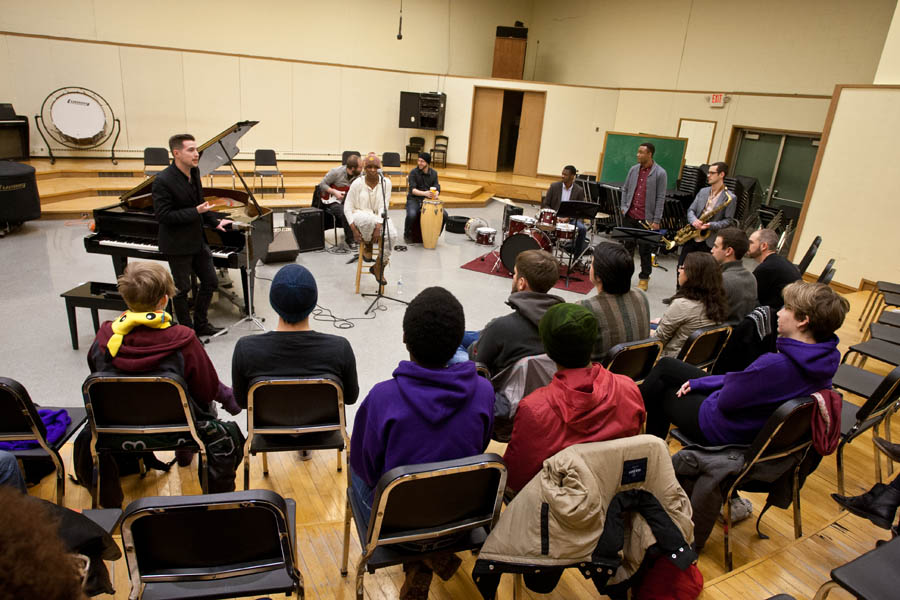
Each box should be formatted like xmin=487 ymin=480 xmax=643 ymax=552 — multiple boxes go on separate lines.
xmin=344 ymin=154 xmax=396 ymax=284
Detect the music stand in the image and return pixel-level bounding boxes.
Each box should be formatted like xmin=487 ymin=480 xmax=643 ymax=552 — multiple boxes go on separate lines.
xmin=556 ymin=201 xmax=604 ymax=288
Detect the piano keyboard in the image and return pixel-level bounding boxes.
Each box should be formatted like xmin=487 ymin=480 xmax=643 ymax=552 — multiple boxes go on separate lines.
xmin=96 ymin=237 xmax=235 ymax=259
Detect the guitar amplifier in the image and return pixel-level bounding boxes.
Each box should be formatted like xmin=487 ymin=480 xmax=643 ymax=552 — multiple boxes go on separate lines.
xmin=286 ymin=208 xmax=325 ymax=253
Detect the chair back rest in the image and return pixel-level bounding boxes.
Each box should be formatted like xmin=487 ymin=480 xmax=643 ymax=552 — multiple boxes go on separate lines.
xmin=677 ymin=324 xmax=732 ymax=371
xmin=817 ymin=258 xmax=835 ymax=283
xmin=603 ymin=339 xmax=663 ymax=382
xmin=254 ymin=149 xmax=277 ymax=167
xmin=82 ymin=373 xmax=197 ymax=434
xmin=409 ymin=136 xmax=425 ymax=148
xmin=366 ymin=453 xmax=506 ymax=548
xmin=382 ymin=152 xmax=402 ymax=167
xmin=853 ymin=364 xmax=900 ymax=428
xmin=122 ymin=490 xmax=298 ymax=588
xmin=0 ymin=377 xmax=47 ymax=442
xmin=743 ymin=397 xmax=815 ymax=465
xmin=247 ymin=377 xmax=345 ymax=435
xmin=819 ymin=268 xmax=836 ymax=285
xmin=796 ymin=235 xmax=822 ymax=274
xmin=433 ymin=135 xmax=449 ymax=149
xmin=342 ymin=150 xmax=361 ymax=165
xmin=143 ymin=147 xmax=169 ymax=166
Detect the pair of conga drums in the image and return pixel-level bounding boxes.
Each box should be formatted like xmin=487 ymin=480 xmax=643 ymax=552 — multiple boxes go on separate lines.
xmin=420 ymin=192 xmax=443 ymax=249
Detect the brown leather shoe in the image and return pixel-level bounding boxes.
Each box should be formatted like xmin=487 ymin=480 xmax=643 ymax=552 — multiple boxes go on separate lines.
xmin=369 ymin=260 xmax=388 ymax=285
xmin=637 ymin=278 xmax=649 ymax=291
xmin=424 ymin=552 xmax=462 ymax=581
xmin=399 ymin=561 xmax=433 ymax=600
xmin=875 ymin=437 xmax=900 ymax=463
xmin=362 ymin=241 xmax=374 ymax=262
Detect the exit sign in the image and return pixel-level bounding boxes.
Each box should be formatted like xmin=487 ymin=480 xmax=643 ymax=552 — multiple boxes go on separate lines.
xmin=709 ymin=93 xmax=726 ymax=108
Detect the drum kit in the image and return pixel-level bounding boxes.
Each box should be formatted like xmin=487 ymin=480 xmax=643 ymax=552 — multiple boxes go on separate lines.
xmin=466 ymin=206 xmax=592 ymax=273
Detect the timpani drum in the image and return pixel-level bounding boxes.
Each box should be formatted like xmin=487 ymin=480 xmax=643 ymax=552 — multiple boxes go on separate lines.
xmin=475 ymin=227 xmax=497 ymax=246
xmin=420 ymin=198 xmax=443 ymax=249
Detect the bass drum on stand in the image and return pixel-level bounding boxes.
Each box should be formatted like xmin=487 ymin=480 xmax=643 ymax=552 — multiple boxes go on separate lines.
xmin=500 ymin=229 xmax=552 ymax=273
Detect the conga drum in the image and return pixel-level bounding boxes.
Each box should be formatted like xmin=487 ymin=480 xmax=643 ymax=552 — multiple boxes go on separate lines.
xmin=420 ymin=198 xmax=444 ymax=249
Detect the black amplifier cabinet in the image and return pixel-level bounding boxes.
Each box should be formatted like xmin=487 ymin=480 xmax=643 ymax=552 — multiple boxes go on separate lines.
xmin=286 ymin=208 xmax=325 ymax=253
xmin=399 ymin=92 xmax=446 ymax=130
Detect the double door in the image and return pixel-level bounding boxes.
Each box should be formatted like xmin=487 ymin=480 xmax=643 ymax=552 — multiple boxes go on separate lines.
xmin=468 ymin=87 xmax=545 ymax=177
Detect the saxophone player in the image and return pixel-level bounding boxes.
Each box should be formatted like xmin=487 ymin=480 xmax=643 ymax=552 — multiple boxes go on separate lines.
xmin=673 ymin=162 xmax=736 ymax=286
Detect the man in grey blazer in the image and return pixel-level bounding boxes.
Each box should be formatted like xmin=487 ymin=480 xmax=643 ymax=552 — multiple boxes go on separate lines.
xmin=542 ymin=165 xmax=587 ymax=256
xmin=620 ymin=143 xmax=667 ymax=290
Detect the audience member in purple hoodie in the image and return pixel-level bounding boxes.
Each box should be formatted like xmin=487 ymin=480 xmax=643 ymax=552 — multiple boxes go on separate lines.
xmin=349 ymin=286 xmax=494 ymax=599
xmin=640 ymin=281 xmax=850 ymax=445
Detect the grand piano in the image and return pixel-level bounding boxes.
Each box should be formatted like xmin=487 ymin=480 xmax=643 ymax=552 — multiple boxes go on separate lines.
xmin=84 ymin=121 xmax=274 ymax=315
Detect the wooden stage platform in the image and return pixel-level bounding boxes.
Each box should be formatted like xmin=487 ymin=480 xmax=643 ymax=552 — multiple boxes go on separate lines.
xmin=24 ymin=158 xmax=557 ymax=218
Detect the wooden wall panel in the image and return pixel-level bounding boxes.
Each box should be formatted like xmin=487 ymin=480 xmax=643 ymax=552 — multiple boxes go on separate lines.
xmin=514 ymin=91 xmax=545 ymax=177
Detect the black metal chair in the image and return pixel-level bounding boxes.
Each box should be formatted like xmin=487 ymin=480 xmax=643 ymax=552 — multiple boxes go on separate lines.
xmin=121 ymin=490 xmax=303 ymax=599
xmin=795 ymin=235 xmax=821 ymax=275
xmin=602 ymin=338 xmax=663 ymax=382
xmin=342 ymin=150 xmax=361 ymax=165
xmin=243 ymin=377 xmax=349 ymax=490
xmin=430 ymin=135 xmax=449 ymax=168
xmin=143 ymin=147 xmax=169 ymax=177
xmin=676 ymin=324 xmax=733 ymax=372
xmin=812 ymin=536 xmax=900 ymax=599
xmin=0 ymin=377 xmax=86 ymax=504
xmin=859 ymin=284 xmax=900 ymax=333
xmin=831 ymin=363 xmax=900 ymax=495
xmin=82 ymin=372 xmax=211 ymax=508
xmin=253 ymin=149 xmax=284 ymax=198
xmin=406 ymin=136 xmax=425 ymax=163
xmin=843 ymin=337 xmax=900 ymax=369
xmin=816 ymin=258 xmax=835 ymax=283
xmin=340 ymin=454 xmax=506 ymax=600
xmin=670 ymin=397 xmax=816 ymax=571
xmin=382 ymin=151 xmax=404 ymax=192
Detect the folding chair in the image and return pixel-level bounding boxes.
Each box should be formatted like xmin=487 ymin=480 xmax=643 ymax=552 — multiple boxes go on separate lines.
xmin=430 ymin=135 xmax=448 ymax=168
xmin=341 ymin=454 xmax=506 ymax=600
xmin=342 ymin=150 xmax=361 ymax=165
xmin=816 ymin=258 xmax=835 ymax=283
xmin=0 ymin=377 xmax=87 ymax=504
xmin=813 ymin=536 xmax=900 ymax=599
xmin=382 ymin=152 xmax=404 ymax=192
xmin=243 ymin=377 xmax=349 ymax=490
xmin=676 ymin=324 xmax=732 ymax=372
xmin=602 ymin=338 xmax=663 ymax=383
xmin=253 ymin=149 xmax=284 ymax=198
xmin=831 ymin=363 xmax=900 ymax=494
xmin=143 ymin=147 xmax=169 ymax=177
xmin=795 ymin=235 xmax=821 ymax=275
xmin=121 ymin=490 xmax=303 ymax=599
xmin=82 ymin=372 xmax=211 ymax=508
xmin=405 ymin=136 xmax=425 ymax=163
xmin=670 ymin=397 xmax=816 ymax=570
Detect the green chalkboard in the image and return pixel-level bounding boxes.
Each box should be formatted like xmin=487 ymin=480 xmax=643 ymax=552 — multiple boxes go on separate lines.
xmin=599 ymin=132 xmax=688 ymax=190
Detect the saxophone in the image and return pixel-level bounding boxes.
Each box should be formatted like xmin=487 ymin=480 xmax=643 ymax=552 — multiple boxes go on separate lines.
xmin=662 ymin=190 xmax=734 ymax=251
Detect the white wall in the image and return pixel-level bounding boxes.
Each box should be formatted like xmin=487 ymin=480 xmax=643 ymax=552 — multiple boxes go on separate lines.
xmin=794 ymin=87 xmax=900 ymax=288
xmin=526 ymin=0 xmax=895 ymax=94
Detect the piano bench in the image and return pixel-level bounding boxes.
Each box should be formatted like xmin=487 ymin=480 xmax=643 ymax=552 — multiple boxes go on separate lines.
xmin=61 ymin=282 xmax=128 ymax=350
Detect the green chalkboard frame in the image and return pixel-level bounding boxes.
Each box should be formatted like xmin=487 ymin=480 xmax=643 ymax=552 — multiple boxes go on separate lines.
xmin=598 ymin=131 xmax=688 ymax=190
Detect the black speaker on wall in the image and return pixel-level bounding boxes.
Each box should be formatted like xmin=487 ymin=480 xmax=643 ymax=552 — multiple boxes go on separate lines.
xmin=399 ymin=92 xmax=446 ymax=130
xmin=287 ymin=208 xmax=325 ymax=253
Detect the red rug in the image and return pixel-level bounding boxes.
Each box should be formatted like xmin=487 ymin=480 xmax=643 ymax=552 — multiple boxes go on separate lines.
xmin=460 ymin=252 xmax=594 ymax=295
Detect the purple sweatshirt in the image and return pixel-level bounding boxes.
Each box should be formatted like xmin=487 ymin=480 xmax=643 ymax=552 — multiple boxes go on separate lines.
xmin=349 ymin=360 xmax=494 ymax=489
xmin=694 ymin=336 xmax=841 ymax=445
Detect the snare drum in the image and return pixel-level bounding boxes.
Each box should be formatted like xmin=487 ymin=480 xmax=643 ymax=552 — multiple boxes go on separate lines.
xmin=537 ymin=208 xmax=557 ymax=232
xmin=508 ymin=215 xmax=535 ymax=237
xmin=555 ymin=222 xmax=576 ymax=240
xmin=475 ymin=227 xmax=497 ymax=246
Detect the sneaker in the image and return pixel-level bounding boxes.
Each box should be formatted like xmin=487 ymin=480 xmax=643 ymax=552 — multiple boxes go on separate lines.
xmin=637 ymin=278 xmax=649 ymax=292
xmin=298 ymin=450 xmax=313 ymax=461
xmin=719 ymin=497 xmax=753 ymax=524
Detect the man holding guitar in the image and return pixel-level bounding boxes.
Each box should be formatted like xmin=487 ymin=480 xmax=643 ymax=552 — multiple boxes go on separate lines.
xmin=318 ymin=154 xmax=362 ymax=249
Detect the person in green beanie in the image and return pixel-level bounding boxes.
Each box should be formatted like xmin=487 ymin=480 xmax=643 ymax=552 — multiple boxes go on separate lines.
xmin=503 ymin=303 xmax=646 ymax=494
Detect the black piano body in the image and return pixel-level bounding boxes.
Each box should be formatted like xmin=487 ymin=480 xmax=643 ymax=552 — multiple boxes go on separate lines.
xmin=83 ymin=121 xmax=273 ymax=315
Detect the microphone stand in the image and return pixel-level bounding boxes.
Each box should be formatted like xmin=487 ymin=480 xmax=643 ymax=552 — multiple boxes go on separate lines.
xmin=363 ymin=174 xmax=408 ymax=315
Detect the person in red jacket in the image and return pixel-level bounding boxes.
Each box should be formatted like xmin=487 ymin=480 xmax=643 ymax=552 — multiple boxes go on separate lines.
xmin=503 ymin=303 xmax=645 ymax=494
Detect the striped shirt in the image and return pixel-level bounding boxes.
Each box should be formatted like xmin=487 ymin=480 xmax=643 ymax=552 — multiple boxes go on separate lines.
xmin=578 ymin=289 xmax=651 ymax=362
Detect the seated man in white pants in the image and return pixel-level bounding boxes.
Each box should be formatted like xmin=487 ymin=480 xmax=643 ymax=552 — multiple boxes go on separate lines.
xmin=344 ymin=153 xmax=395 ymax=285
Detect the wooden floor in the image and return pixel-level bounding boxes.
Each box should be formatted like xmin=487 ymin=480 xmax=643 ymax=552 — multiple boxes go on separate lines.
xmin=26 ymin=292 xmax=898 ymax=599
xmin=24 ymin=158 xmax=556 ymax=218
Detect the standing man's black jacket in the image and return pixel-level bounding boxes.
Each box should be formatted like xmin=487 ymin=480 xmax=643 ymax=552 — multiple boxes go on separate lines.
xmin=153 ymin=162 xmax=220 ymax=255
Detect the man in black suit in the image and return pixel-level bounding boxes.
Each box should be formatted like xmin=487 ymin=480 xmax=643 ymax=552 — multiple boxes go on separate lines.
xmin=542 ymin=165 xmax=588 ymax=256
xmin=153 ymin=134 xmax=233 ymax=336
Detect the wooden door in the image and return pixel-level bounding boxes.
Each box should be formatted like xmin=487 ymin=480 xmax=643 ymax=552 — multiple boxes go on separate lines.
xmin=468 ymin=88 xmax=504 ymax=172
xmin=513 ymin=91 xmax=546 ymax=177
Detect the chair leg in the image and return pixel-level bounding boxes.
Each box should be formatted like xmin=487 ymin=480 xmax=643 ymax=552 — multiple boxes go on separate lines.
xmin=355 ymin=558 xmax=367 ymax=600
xmin=337 ymin=448 xmax=343 ymax=473
xmin=199 ymin=451 xmax=209 ymax=494
xmin=859 ymin=288 xmax=877 ymax=323
xmin=793 ymin=466 xmax=803 ymax=538
xmin=813 ymin=580 xmax=840 ymax=600
xmin=874 ymin=424 xmax=884 ymax=484
xmin=263 ymin=452 xmax=269 ymax=477
xmin=836 ymin=443 xmax=846 ymax=496
xmin=341 ymin=495 xmax=352 ymax=576
xmin=138 ymin=457 xmax=147 ymax=478
xmin=243 ymin=454 xmax=251 ymax=490
xmin=355 ymin=251 xmax=364 ymax=294
xmin=886 ymin=414 xmax=895 ymax=476
xmin=49 ymin=448 xmax=65 ymax=506
xmin=724 ymin=499 xmax=733 ymax=571
xmin=91 ymin=452 xmax=100 ymax=509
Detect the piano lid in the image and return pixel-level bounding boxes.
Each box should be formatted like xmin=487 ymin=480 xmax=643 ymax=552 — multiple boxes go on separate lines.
xmin=120 ymin=120 xmax=259 ymax=202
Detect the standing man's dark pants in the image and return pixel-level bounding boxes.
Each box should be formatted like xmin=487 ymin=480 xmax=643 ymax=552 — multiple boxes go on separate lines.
xmin=324 ymin=202 xmax=354 ymax=243
xmin=639 ymin=357 xmax=712 ymax=443
xmin=676 ymin=238 xmax=711 ymax=287
xmin=621 ymin=215 xmax=654 ymax=280
xmin=169 ymin=245 xmax=217 ymax=329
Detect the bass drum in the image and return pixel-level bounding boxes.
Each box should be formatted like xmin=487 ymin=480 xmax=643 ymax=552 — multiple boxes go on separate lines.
xmin=464 ymin=216 xmax=489 ymax=241
xmin=500 ymin=229 xmax=552 ymax=273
